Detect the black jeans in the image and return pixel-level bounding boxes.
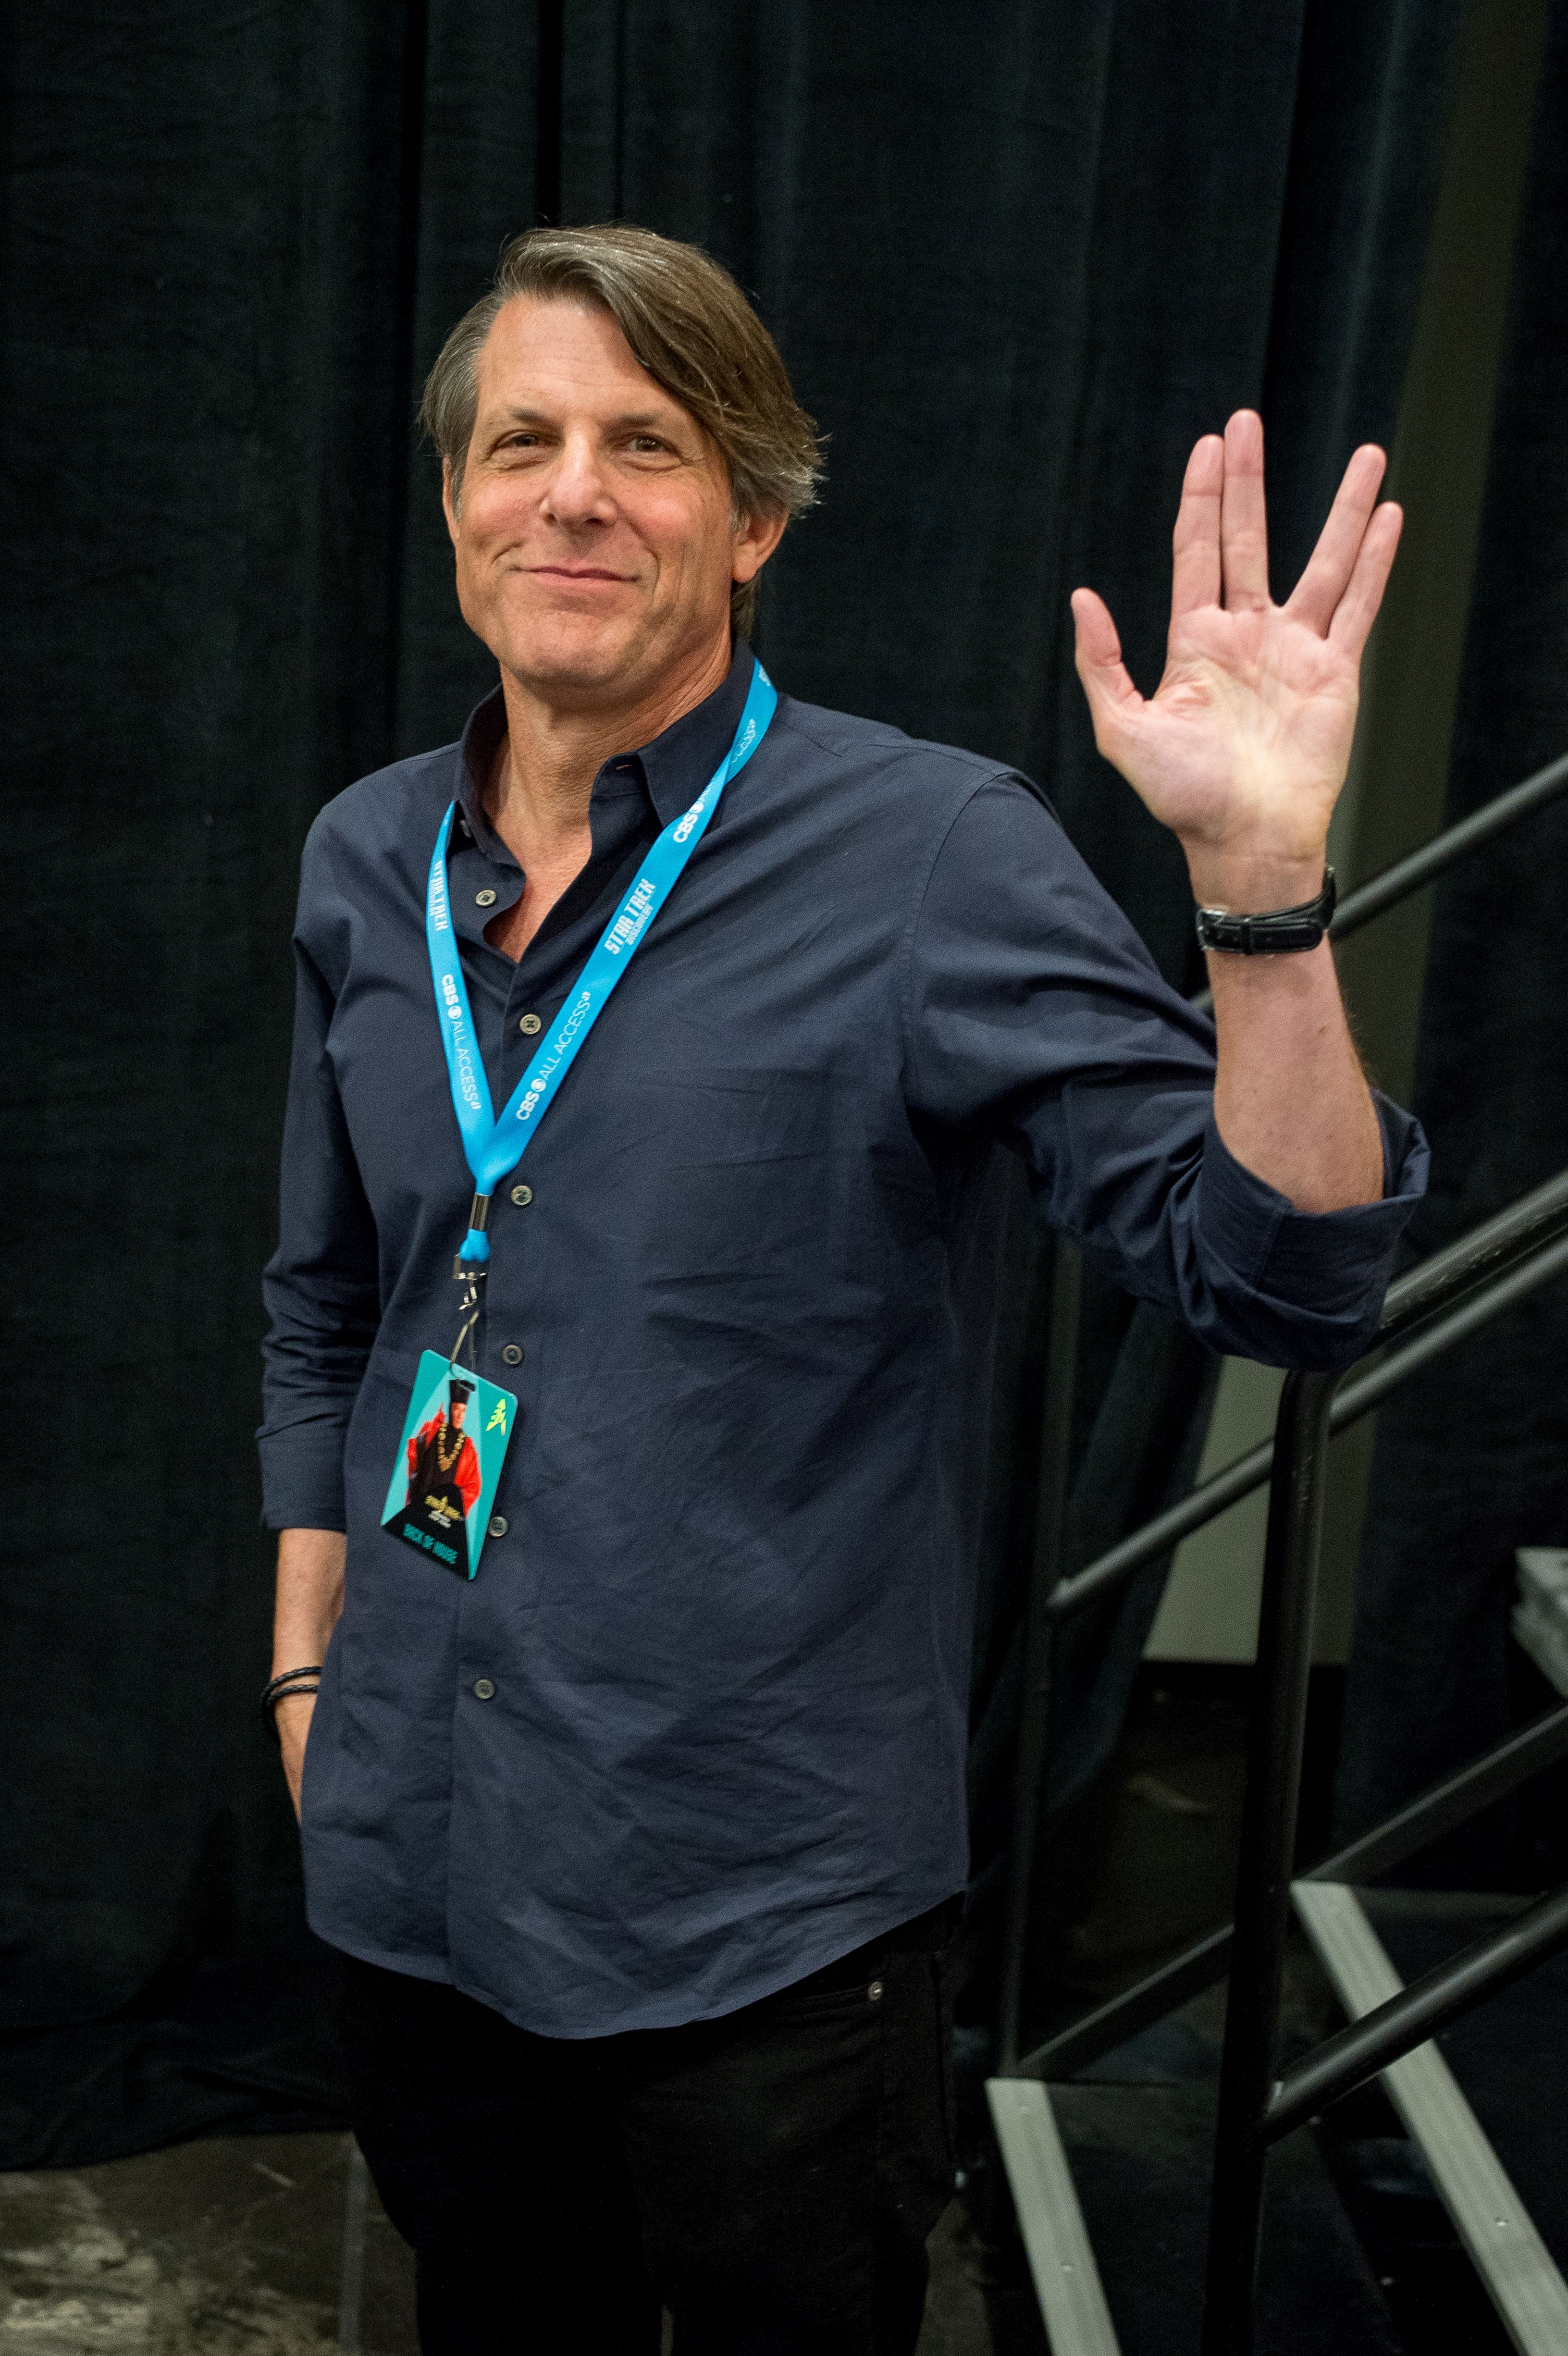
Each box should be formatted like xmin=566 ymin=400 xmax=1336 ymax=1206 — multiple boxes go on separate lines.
xmin=332 ymin=1900 xmax=961 ymax=2356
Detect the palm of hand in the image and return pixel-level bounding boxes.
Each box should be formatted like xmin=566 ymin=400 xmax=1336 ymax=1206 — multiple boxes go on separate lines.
xmin=1072 ymin=415 xmax=1401 ymax=880
xmin=1132 ymin=604 xmax=1360 ymax=857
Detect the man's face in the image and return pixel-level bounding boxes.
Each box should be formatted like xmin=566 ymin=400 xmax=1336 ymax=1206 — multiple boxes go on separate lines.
xmin=448 ymin=1398 xmax=467 ymax=1429
xmin=444 ymin=296 xmax=783 ymax=707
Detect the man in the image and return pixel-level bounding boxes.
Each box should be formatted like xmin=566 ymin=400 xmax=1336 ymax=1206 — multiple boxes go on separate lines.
xmin=259 ymin=223 xmax=1423 ymax=2353
xmin=387 ymin=1374 xmax=482 ymax=1575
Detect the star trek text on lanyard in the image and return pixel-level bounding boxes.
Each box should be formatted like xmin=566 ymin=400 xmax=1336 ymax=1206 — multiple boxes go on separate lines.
xmin=381 ymin=657 xmax=778 ymax=1579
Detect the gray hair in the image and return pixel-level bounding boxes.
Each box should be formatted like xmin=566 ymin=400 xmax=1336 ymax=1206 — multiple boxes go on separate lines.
xmin=420 ymin=223 xmax=822 ymax=638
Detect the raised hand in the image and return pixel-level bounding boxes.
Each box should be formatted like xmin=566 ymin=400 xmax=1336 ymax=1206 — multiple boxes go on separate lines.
xmin=1071 ymin=410 xmax=1402 ymax=909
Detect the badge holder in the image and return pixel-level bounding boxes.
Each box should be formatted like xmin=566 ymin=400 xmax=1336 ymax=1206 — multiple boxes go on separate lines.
xmin=380 ymin=1205 xmax=515 ymax=1580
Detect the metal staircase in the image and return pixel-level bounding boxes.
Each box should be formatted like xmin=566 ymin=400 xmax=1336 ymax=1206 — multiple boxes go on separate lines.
xmin=985 ymin=747 xmax=1568 ymax=2355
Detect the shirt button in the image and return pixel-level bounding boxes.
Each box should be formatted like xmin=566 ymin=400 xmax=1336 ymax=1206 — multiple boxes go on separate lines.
xmin=867 ymin=1980 xmax=885 ymax=2002
xmin=488 ymin=1514 xmax=508 ymax=1538
xmin=518 ymin=1012 xmax=542 ymax=1035
xmin=510 ymin=1184 xmax=532 ymax=1208
xmin=473 ymin=1678 xmax=496 ymax=1701
xmin=475 ymin=889 xmax=497 ymax=908
xmin=501 ymin=1344 xmax=523 ymax=1366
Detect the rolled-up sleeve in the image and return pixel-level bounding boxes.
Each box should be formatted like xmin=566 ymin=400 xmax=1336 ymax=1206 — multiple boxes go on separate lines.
xmin=257 ymin=864 xmax=382 ymax=1529
xmin=904 ymin=776 xmax=1427 ymax=1368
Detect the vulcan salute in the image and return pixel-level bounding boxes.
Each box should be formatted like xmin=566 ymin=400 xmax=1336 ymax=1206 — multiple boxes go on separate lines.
xmin=390 ymin=1376 xmax=481 ymax=1573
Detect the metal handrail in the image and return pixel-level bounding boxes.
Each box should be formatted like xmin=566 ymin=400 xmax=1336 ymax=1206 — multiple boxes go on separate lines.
xmin=993 ymin=752 xmax=1568 ymax=2079
xmin=991 ymin=1195 xmax=1568 ymax=2347
xmin=992 ymin=1170 xmax=1568 ymax=2072
xmin=995 ymin=1242 xmax=1082 ymax=2072
xmin=1018 ymin=1696 xmax=1568 ymax=2082
xmin=1198 ymin=1237 xmax=1568 ymax=2353
xmin=992 ymin=1204 xmax=1568 ymax=2348
xmin=1263 ymin=1879 xmax=1568 ymax=2144
xmin=1203 ymin=1366 xmax=1338 ymax=2348
xmin=1046 ymin=1170 xmax=1568 ymax=1624
xmin=1328 ymin=745 xmax=1568 ymax=946
xmin=1301 ymin=1701 xmax=1568 ymax=1888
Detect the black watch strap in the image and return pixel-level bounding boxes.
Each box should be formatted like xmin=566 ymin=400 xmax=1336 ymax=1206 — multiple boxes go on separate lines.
xmin=1194 ymin=867 xmax=1336 ymax=955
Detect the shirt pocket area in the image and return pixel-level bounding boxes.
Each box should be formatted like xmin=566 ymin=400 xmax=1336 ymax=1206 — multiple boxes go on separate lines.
xmin=627 ymin=1064 xmax=869 ymax=1298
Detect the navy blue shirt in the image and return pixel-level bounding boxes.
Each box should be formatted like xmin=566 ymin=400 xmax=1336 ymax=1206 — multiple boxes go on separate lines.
xmin=259 ymin=641 xmax=1426 ymax=2037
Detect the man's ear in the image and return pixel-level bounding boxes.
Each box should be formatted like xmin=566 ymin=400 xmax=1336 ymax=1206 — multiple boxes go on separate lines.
xmin=441 ymin=460 xmax=461 ymax=550
xmin=732 ymin=502 xmax=789 ymax=587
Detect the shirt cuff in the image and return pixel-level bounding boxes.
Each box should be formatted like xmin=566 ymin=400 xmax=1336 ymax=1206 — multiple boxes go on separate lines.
xmin=256 ymin=1409 xmax=351 ymax=1532
xmin=1197 ymin=1093 xmax=1430 ymax=1367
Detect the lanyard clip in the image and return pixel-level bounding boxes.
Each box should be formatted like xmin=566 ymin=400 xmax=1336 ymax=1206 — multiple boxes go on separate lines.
xmin=450 ymin=1195 xmax=491 ymax=1366
xmin=453 ymin=1191 xmax=492 ymax=1277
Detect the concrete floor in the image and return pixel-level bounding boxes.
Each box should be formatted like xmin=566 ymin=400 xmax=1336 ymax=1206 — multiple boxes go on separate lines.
xmin=0 ymin=2135 xmax=412 ymax=2356
xmin=0 ymin=2135 xmax=996 ymax=2354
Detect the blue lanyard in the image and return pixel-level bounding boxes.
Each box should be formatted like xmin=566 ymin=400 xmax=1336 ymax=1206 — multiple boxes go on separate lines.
xmin=426 ymin=657 xmax=778 ymax=1267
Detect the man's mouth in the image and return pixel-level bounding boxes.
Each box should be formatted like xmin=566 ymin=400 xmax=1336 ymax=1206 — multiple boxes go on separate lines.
xmin=528 ymin=564 xmax=633 ymax=583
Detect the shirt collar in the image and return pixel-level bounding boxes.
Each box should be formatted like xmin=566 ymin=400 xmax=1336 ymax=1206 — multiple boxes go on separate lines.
xmin=454 ymin=693 xmax=514 ymax=868
xmin=454 ymin=637 xmax=757 ymax=849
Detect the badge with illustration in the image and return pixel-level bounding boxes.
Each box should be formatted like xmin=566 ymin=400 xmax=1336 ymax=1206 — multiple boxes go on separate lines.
xmin=382 ymin=1351 xmax=516 ymax=1579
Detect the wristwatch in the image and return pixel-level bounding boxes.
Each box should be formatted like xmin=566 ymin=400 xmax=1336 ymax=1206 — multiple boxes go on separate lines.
xmin=1194 ymin=868 xmax=1336 ymax=955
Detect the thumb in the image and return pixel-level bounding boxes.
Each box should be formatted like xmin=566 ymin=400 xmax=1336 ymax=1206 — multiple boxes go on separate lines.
xmin=1071 ymin=588 xmax=1142 ymax=753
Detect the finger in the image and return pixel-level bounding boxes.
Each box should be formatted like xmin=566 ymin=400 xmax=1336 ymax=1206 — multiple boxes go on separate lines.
xmin=1072 ymin=587 xmax=1144 ymax=752
xmin=1327 ymin=501 xmax=1403 ymax=659
xmin=1284 ymin=444 xmax=1388 ymax=636
xmin=1219 ymin=409 xmax=1270 ymax=612
xmin=1171 ymin=434 xmax=1223 ymax=621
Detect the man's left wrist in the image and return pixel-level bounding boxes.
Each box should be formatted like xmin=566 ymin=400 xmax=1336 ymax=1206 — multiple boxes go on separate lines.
xmin=1185 ymin=845 xmax=1329 ymax=915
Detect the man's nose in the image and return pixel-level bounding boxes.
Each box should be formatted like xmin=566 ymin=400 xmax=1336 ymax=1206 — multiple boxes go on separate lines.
xmin=543 ymin=435 xmax=615 ymax=527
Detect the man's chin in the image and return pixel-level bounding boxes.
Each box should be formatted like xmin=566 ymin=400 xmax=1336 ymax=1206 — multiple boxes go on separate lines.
xmin=492 ymin=613 xmax=654 ymax=702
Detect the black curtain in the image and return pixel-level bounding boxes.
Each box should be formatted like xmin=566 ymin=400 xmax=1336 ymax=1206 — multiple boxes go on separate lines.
xmin=3 ymin=0 xmax=1459 ymax=2164
xmin=1337 ymin=7 xmax=1568 ymax=1889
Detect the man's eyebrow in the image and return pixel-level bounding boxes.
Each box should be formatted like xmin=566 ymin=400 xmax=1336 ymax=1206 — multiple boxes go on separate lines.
xmin=490 ymin=404 xmax=685 ymax=432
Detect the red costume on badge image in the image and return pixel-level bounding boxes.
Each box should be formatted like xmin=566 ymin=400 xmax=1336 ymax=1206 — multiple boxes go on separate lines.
xmin=407 ymin=1415 xmax=480 ymax=1513
xmin=383 ymin=1372 xmax=483 ymax=1575
xmin=406 ymin=1387 xmax=481 ymax=1518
